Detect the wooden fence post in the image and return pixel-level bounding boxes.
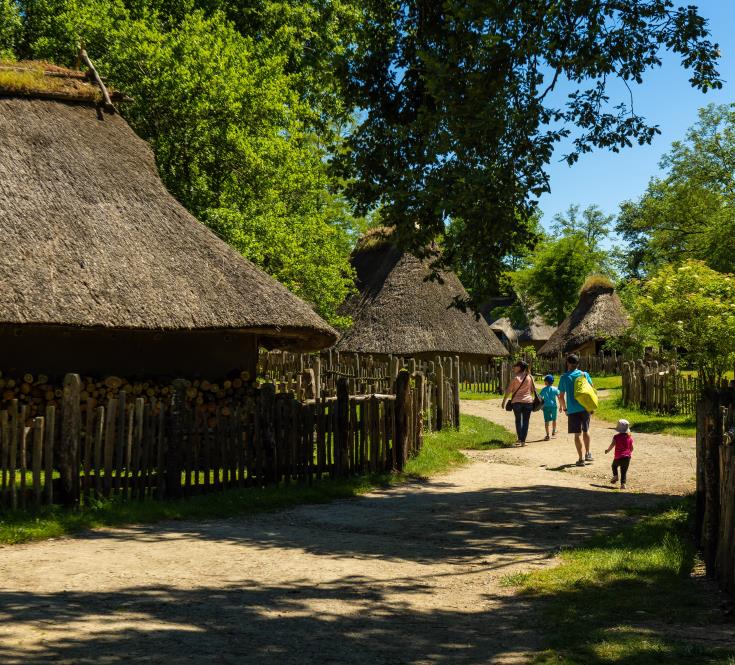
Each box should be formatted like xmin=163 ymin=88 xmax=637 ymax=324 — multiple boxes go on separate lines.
xmin=414 ymin=372 xmax=425 ymax=455
xmin=394 ymin=371 xmax=410 ymax=472
xmin=453 ymin=356 xmax=461 ymax=429
xmin=59 ymin=373 xmax=81 ymax=507
xmin=166 ymin=379 xmax=188 ymax=499
xmin=701 ymin=388 xmax=721 ymax=575
xmin=336 ymin=378 xmax=350 ymax=476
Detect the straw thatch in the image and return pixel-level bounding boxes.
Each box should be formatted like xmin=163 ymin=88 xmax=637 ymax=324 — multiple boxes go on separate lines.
xmin=518 ymin=310 xmax=556 ymax=348
xmin=0 ymin=64 xmax=336 ymax=352
xmin=489 ymin=317 xmax=519 ymax=349
xmin=336 ymin=236 xmax=508 ymax=358
xmin=537 ymin=280 xmax=629 ymax=356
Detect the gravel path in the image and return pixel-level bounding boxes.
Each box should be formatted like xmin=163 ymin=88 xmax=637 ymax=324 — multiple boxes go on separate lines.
xmin=0 ymin=400 xmax=704 ymax=664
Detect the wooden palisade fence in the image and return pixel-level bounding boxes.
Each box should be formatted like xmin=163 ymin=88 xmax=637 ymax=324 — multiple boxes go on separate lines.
xmin=696 ymin=383 xmax=735 ymax=596
xmin=0 ymin=372 xmax=428 ymax=512
xmin=621 ymin=361 xmax=701 ymax=416
xmin=259 ymin=350 xmax=460 ymax=430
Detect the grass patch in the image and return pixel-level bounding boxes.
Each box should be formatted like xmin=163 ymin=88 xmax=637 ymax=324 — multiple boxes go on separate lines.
xmin=504 ymin=498 xmax=734 ymax=664
xmin=0 ymin=415 xmax=513 ymax=545
xmin=459 ymin=390 xmax=497 ymax=400
xmin=405 ymin=414 xmax=515 ymax=477
xmin=595 ymin=395 xmax=695 ymax=437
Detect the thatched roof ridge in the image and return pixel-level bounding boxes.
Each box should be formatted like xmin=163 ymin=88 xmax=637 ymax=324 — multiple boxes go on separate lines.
xmin=336 ymin=241 xmax=508 ymax=357
xmin=537 ymin=283 xmax=629 ymax=355
xmin=0 ymin=92 xmax=336 ymax=350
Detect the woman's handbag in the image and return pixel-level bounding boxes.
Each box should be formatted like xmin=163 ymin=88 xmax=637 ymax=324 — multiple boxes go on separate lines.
xmin=531 ymin=380 xmax=543 ymax=412
xmin=505 ymin=372 xmax=528 ymax=411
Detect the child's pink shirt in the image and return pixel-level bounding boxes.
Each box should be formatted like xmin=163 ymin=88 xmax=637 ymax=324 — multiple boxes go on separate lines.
xmin=612 ymin=433 xmax=633 ymax=459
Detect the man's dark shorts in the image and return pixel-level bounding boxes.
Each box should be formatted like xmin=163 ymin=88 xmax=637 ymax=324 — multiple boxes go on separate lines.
xmin=568 ymin=410 xmax=591 ymax=434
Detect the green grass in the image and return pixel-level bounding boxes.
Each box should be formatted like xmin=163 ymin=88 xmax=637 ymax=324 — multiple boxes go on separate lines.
xmin=405 ymin=414 xmax=515 ymax=476
xmin=504 ymin=498 xmax=734 ymax=664
xmin=459 ymin=390 xmax=497 ymax=400
xmin=0 ymin=415 xmax=513 ymax=545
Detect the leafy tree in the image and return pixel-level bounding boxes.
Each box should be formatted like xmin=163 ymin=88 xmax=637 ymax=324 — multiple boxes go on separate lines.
xmin=512 ymin=234 xmax=607 ymax=326
xmin=629 ymin=261 xmax=735 ymax=384
xmin=617 ymin=103 xmax=735 ymax=278
xmin=13 ymin=1 xmax=360 ymax=326
xmin=0 ymin=0 xmax=22 ymax=57
xmin=335 ymin=1 xmax=721 ymax=304
xmin=552 ymin=204 xmax=612 ymax=252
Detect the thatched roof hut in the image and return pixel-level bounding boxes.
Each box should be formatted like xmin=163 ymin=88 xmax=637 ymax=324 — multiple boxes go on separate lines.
xmin=488 ymin=317 xmax=519 ymax=350
xmin=537 ymin=278 xmax=629 ymax=356
xmin=518 ymin=310 xmax=556 ymax=351
xmin=336 ymin=231 xmax=508 ymax=359
xmin=0 ymin=61 xmax=336 ymax=376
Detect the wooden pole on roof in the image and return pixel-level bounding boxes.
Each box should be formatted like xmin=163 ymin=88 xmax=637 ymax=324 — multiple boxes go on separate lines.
xmin=78 ymin=46 xmax=116 ymax=113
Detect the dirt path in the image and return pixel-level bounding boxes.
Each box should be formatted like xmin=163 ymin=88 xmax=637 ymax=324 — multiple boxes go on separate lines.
xmin=0 ymin=402 xmax=701 ymax=664
xmin=462 ymin=397 xmax=696 ymax=495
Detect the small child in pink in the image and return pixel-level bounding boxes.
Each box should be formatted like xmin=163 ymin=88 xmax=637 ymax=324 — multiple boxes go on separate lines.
xmin=605 ymin=419 xmax=634 ymax=489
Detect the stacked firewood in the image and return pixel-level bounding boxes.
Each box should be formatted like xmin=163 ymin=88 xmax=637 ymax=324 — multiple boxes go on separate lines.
xmin=0 ymin=371 xmax=255 ymax=419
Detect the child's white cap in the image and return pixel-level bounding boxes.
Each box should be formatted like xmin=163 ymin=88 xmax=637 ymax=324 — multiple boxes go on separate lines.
xmin=615 ymin=419 xmax=630 ymax=433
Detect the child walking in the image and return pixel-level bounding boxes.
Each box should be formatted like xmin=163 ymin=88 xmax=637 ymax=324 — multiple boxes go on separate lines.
xmin=606 ymin=419 xmax=634 ymax=489
xmin=539 ymin=374 xmax=560 ymax=441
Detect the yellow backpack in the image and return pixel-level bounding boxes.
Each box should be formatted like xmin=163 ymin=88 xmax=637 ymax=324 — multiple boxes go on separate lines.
xmin=574 ymin=373 xmax=598 ymax=412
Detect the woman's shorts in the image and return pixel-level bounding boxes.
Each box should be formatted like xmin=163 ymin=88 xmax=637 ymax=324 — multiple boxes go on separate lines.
xmin=542 ymin=407 xmax=558 ymax=423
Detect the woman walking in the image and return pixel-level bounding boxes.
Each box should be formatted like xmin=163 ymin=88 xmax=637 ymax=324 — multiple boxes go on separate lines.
xmin=501 ymin=360 xmax=535 ymax=446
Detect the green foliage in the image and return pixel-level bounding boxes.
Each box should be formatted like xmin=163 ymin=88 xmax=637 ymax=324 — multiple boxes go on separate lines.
xmin=336 ymin=1 xmax=721 ymax=303
xmin=0 ymin=0 xmax=22 ymax=57
xmin=513 ymin=234 xmax=608 ymax=326
xmin=630 ymin=260 xmax=735 ymax=384
xmin=13 ymin=1 xmax=360 ymax=326
xmin=617 ymin=103 xmax=735 ymax=278
xmin=552 ymin=204 xmax=612 ymax=253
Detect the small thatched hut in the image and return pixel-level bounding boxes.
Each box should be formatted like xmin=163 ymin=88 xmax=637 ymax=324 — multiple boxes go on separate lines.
xmin=335 ymin=230 xmax=508 ymax=361
xmin=488 ymin=317 xmax=519 ymax=350
xmin=537 ymin=278 xmax=629 ymax=356
xmin=518 ymin=310 xmax=556 ymax=351
xmin=0 ymin=61 xmax=336 ymax=377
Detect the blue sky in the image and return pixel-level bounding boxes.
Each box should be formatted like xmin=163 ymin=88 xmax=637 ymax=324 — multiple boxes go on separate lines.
xmin=537 ymin=0 xmax=735 ymax=233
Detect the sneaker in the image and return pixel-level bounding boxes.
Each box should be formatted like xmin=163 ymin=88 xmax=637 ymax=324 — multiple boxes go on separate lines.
xmin=544 ymin=435 xmax=550 ymax=441
xmin=610 ymin=476 xmax=619 ymax=484
xmin=585 ymin=452 xmax=593 ymax=462
xmin=620 ymin=483 xmax=627 ymax=490
xmin=575 ymin=459 xmax=585 ymax=467
xmin=552 ymin=430 xmax=557 ymax=437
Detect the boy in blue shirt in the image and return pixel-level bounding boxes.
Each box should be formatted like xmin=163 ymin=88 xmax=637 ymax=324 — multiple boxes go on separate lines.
xmin=558 ymin=354 xmax=594 ymax=466
xmin=539 ymin=375 xmax=560 ymax=441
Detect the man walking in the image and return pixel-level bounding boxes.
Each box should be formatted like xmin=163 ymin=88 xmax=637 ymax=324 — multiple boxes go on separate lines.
xmin=558 ymin=354 xmax=594 ymax=466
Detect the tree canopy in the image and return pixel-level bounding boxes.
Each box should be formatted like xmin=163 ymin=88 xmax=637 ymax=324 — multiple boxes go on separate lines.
xmin=617 ymin=103 xmax=735 ymax=278
xmin=335 ymin=1 xmax=721 ymax=303
xmin=628 ymin=261 xmax=735 ymax=384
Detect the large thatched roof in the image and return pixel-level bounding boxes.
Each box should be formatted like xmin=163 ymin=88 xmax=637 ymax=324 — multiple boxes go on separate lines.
xmin=336 ymin=235 xmax=508 ymax=357
xmin=538 ymin=280 xmax=629 ymax=355
xmin=0 ymin=62 xmax=336 ymax=350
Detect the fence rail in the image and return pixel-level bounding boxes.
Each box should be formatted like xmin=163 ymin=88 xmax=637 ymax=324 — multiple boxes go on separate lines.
xmin=0 ymin=372 xmax=428 ymax=512
xmin=696 ymin=383 xmax=735 ymax=596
